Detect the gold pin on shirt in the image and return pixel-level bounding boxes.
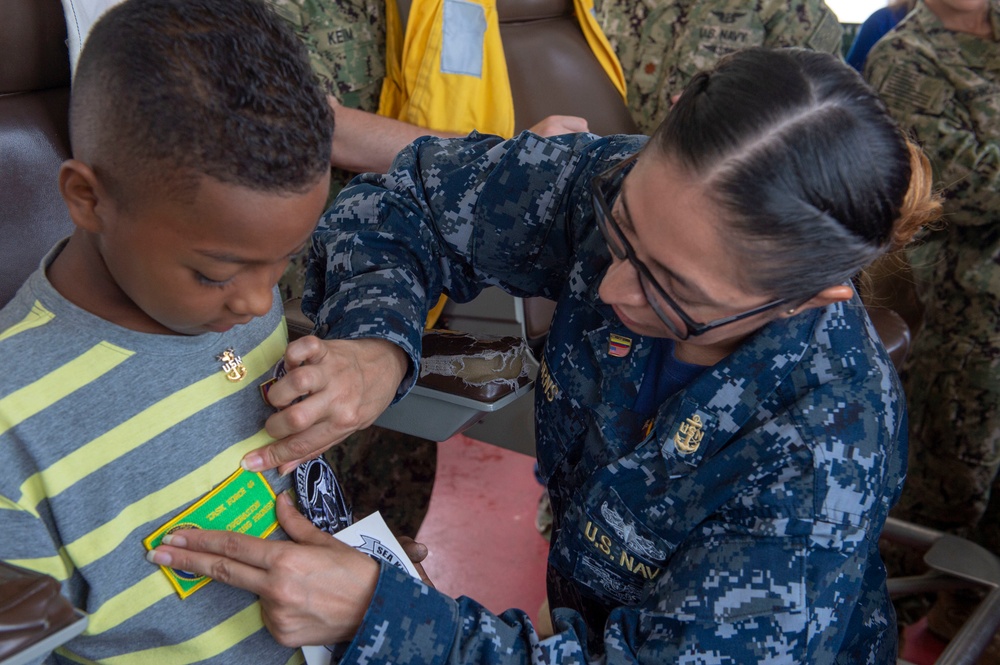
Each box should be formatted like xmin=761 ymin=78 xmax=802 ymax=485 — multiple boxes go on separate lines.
xmin=674 ymin=414 xmax=704 ymax=454
xmin=217 ymin=347 xmax=247 ymax=382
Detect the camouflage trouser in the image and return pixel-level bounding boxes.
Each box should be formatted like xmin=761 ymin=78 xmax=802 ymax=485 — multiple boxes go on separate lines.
xmin=882 ymin=313 xmax=1000 ymax=626
xmin=324 ymin=425 xmax=438 ymax=538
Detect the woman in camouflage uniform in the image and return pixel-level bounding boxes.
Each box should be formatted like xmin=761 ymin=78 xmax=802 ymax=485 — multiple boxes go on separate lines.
xmin=153 ymin=49 xmax=941 ymax=664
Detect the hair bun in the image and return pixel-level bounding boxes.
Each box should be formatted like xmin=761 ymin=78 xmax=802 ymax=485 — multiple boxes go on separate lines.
xmin=892 ymin=140 xmax=943 ymax=251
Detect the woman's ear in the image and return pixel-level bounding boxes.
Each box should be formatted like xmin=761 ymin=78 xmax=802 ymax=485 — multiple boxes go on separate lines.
xmin=782 ymin=285 xmax=854 ymax=317
xmin=59 ymin=160 xmax=108 ymax=233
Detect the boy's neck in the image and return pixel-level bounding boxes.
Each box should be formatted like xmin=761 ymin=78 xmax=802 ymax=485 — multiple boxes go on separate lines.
xmin=47 ymin=231 xmax=178 ymax=335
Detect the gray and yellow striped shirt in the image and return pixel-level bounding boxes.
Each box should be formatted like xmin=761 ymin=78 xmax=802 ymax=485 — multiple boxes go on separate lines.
xmin=0 ymin=247 xmax=301 ymax=665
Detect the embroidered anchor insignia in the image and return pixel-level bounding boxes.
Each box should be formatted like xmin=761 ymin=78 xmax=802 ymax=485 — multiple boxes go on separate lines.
xmin=673 ymin=414 xmax=704 ymax=454
xmin=217 ymin=347 xmax=247 ymax=382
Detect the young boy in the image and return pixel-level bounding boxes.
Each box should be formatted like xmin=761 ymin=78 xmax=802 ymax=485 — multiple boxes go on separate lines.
xmin=0 ymin=0 xmax=332 ymax=662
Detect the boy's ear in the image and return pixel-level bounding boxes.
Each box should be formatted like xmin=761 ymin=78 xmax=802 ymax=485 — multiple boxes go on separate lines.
xmin=59 ymin=160 xmax=110 ymax=233
xmin=781 ymin=285 xmax=854 ymax=317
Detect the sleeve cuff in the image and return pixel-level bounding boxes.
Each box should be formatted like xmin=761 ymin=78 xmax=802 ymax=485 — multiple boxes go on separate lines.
xmin=336 ymin=561 xmax=459 ymax=664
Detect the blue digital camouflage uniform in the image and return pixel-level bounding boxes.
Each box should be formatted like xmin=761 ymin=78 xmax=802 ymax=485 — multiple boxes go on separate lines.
xmin=303 ymin=131 xmax=906 ymax=663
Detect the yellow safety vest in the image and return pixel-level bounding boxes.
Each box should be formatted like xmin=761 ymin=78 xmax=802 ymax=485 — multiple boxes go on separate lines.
xmin=383 ymin=0 xmax=625 ymax=327
xmin=378 ymin=0 xmax=627 ymax=138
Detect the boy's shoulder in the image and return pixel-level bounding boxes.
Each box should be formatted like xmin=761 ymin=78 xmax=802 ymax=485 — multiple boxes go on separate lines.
xmin=0 ymin=267 xmax=286 ymax=398
xmin=0 ymin=266 xmax=67 ymax=347
xmin=0 ymin=266 xmax=116 ymax=396
xmin=0 ymin=261 xmax=118 ymax=343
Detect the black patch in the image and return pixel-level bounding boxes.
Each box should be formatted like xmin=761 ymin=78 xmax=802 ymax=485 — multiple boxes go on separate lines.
xmin=295 ymin=457 xmax=353 ymax=534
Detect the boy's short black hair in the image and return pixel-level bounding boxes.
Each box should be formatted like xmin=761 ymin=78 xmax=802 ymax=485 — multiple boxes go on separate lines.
xmin=71 ymin=0 xmax=333 ymax=203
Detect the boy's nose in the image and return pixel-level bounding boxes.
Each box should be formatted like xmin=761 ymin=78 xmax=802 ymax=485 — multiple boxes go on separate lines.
xmin=228 ymin=278 xmax=274 ymax=319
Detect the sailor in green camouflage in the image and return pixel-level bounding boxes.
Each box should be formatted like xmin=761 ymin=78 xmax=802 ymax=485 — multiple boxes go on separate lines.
xmin=268 ymin=0 xmax=437 ymax=539
xmin=266 ymin=0 xmax=385 ymax=108
xmin=593 ymin=0 xmax=844 ymax=134
xmin=268 ymin=0 xmax=386 ymax=301
xmin=864 ymin=0 xmax=1000 ymax=635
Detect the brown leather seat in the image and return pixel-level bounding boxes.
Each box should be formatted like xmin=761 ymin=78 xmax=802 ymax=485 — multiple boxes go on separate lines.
xmin=865 ymin=306 xmax=911 ymax=372
xmin=0 ymin=2 xmax=83 ymax=659
xmin=0 ymin=0 xmax=74 ymax=308
xmin=0 ymin=561 xmax=79 ymax=662
xmin=497 ymin=0 xmax=638 ymax=351
xmin=499 ymin=0 xmax=637 ymax=136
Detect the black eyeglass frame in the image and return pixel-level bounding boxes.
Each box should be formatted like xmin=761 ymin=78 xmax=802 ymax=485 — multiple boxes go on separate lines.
xmin=590 ymin=154 xmax=789 ymax=340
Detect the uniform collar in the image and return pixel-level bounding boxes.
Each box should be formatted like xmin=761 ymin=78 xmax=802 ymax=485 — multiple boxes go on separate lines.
xmin=584 ymin=276 xmax=823 ymax=464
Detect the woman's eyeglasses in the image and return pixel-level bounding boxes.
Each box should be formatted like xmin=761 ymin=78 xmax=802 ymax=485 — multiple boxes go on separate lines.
xmin=590 ymin=154 xmax=788 ymax=340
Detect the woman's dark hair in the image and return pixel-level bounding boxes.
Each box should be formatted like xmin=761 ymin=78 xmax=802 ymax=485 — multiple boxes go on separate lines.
xmin=71 ymin=0 xmax=333 ymax=204
xmin=651 ymin=47 xmax=938 ymax=302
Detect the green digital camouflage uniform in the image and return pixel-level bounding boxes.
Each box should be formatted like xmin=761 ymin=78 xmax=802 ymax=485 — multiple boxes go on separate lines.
xmin=268 ymin=0 xmax=437 ymax=538
xmin=268 ymin=0 xmax=386 ymax=301
xmin=865 ymin=0 xmax=1000 ymax=631
xmin=593 ymin=0 xmax=844 ymax=134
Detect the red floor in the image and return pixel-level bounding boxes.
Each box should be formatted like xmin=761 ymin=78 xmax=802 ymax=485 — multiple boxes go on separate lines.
xmin=417 ymin=434 xmax=549 ymax=627
xmin=418 ymin=434 xmax=951 ymax=662
xmin=902 ymin=618 xmax=948 ymax=664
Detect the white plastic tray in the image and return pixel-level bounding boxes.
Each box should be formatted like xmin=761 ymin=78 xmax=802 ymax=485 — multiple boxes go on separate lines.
xmin=375 ymin=380 xmax=534 ymax=442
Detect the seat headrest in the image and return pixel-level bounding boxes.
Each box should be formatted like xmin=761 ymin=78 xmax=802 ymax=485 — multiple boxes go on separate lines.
xmin=498 ymin=0 xmax=572 ymax=23
xmin=0 ymin=0 xmax=71 ymax=95
xmin=396 ymin=0 xmax=576 ymax=40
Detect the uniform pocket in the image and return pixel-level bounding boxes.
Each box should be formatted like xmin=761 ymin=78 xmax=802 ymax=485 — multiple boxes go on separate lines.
xmin=552 ymin=487 xmax=671 ymax=607
xmin=656 ymin=535 xmax=807 ymax=623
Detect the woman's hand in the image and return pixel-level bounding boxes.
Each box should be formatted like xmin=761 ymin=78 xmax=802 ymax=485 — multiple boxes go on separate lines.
xmin=243 ymin=336 xmax=409 ymax=475
xmin=147 ymin=493 xmax=380 ymax=647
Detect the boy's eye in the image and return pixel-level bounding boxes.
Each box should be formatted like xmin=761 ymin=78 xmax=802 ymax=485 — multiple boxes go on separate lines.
xmin=195 ymin=272 xmax=233 ymax=288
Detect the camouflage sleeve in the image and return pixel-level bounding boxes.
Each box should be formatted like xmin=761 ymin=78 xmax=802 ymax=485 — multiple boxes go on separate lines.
xmin=339 ymin=504 xmax=884 ymax=663
xmin=758 ymin=0 xmax=844 ymax=54
xmin=865 ymin=37 xmax=1000 ymax=227
xmin=337 ymin=563 xmax=589 ymax=665
xmin=302 ymin=132 xmax=646 ymax=390
xmin=266 ymin=0 xmax=386 ymax=110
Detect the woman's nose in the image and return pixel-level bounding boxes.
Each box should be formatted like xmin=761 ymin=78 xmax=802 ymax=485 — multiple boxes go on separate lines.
xmin=598 ymin=257 xmax=646 ymax=307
